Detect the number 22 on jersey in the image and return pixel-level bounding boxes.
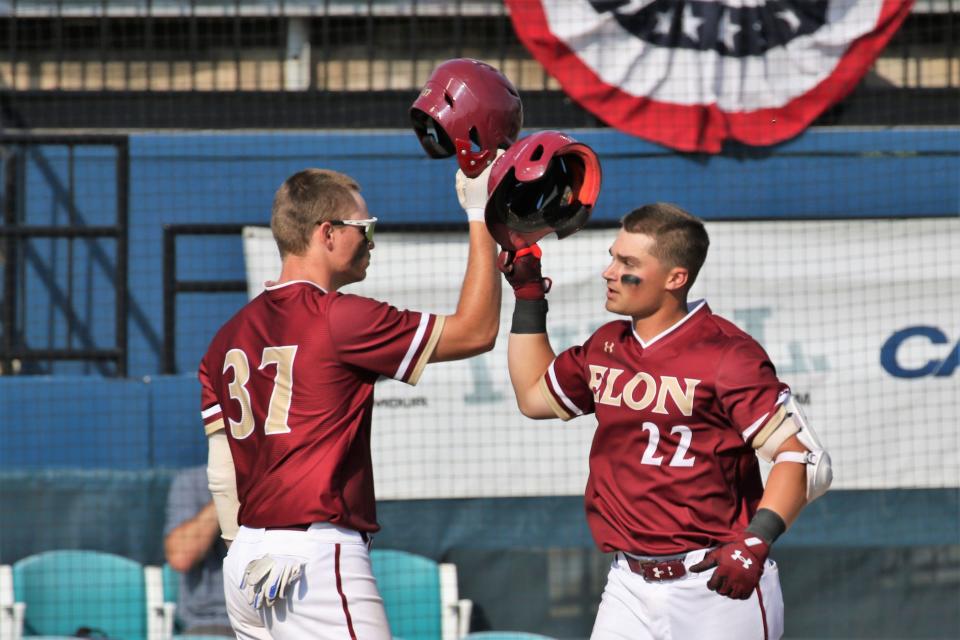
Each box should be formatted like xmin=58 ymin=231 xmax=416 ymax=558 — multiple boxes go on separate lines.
xmin=640 ymin=422 xmax=696 ymax=467
xmin=223 ymin=345 xmax=298 ymax=439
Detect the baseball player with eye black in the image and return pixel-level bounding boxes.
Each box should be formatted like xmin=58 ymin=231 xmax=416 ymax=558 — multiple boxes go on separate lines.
xmin=484 ymin=176 xmax=832 ymax=637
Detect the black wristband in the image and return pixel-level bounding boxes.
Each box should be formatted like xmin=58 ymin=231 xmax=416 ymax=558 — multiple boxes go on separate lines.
xmin=745 ymin=508 xmax=787 ymax=545
xmin=511 ymin=298 xmax=549 ymax=334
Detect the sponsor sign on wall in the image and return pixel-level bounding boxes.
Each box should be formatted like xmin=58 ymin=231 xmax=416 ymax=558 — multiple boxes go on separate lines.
xmin=244 ymin=219 xmax=959 ymax=497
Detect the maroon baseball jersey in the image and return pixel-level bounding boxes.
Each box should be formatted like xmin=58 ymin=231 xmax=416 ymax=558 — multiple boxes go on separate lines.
xmin=198 ymin=280 xmax=444 ymax=533
xmin=540 ymin=301 xmax=789 ymax=555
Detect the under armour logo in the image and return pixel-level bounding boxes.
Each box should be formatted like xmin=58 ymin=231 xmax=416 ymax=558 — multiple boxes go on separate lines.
xmin=731 ymin=549 xmax=753 ymax=570
xmin=604 ymin=341 xmax=614 ymax=353
xmin=650 ymin=566 xmax=674 ymax=579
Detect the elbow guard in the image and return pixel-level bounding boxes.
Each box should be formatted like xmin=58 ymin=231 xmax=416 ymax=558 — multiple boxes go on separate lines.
xmin=776 ymin=447 xmax=833 ymax=503
xmin=754 ymin=394 xmax=833 ymax=502
xmin=207 ymin=431 xmax=240 ymax=541
xmin=772 ymin=395 xmax=833 ymax=502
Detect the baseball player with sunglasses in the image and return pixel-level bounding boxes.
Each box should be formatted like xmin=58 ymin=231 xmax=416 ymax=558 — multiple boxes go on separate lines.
xmin=486 ymin=149 xmax=831 ymax=640
xmin=199 ymin=59 xmax=522 ymax=639
xmin=200 ymin=165 xmax=502 ymax=639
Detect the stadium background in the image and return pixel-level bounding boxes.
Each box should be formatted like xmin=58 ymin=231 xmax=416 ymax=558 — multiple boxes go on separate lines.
xmin=0 ymin=1 xmax=957 ymax=638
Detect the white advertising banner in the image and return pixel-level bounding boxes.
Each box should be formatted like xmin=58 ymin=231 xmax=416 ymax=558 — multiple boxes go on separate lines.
xmin=244 ymin=219 xmax=960 ymax=497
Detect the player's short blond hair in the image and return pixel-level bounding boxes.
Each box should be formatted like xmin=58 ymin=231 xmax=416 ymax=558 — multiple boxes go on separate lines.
xmin=621 ymin=203 xmax=710 ymax=289
xmin=271 ymin=168 xmax=361 ymax=257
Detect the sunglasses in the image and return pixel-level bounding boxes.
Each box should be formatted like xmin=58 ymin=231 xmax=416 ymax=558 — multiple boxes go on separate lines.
xmin=329 ymin=217 xmax=377 ymax=243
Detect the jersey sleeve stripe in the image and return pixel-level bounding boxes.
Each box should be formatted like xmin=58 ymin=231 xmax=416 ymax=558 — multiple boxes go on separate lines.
xmin=539 ymin=376 xmax=572 ymax=421
xmin=402 ymin=314 xmax=445 ymax=386
xmin=394 ymin=312 xmax=430 ymax=380
xmin=741 ymin=412 xmax=770 ymax=442
xmin=750 ymin=404 xmax=788 ymax=447
xmin=201 ymin=404 xmax=225 ymax=435
xmin=201 ymin=404 xmax=222 ymax=419
xmin=203 ymin=417 xmax=226 ymax=436
xmin=537 ymin=361 xmax=584 ymax=421
xmin=742 ymin=388 xmax=792 ymax=444
xmin=548 ymin=361 xmax=585 ymax=417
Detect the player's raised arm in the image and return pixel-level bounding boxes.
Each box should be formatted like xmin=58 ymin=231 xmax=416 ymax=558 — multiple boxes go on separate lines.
xmin=484 ymin=131 xmax=602 ymax=419
xmin=413 ymin=58 xmax=520 ymax=364
xmin=430 ymin=161 xmax=502 ymax=362
xmin=503 ymin=246 xmax=558 ymax=419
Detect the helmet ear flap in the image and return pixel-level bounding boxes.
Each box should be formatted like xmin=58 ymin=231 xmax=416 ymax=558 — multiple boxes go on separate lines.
xmin=410 ymin=109 xmax=455 ymax=158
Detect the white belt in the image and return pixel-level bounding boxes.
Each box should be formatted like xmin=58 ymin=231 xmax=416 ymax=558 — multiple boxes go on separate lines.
xmin=236 ymin=522 xmax=367 ymax=545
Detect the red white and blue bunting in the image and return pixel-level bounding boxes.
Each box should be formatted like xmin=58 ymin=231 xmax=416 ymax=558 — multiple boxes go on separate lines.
xmin=506 ymin=0 xmax=914 ymax=152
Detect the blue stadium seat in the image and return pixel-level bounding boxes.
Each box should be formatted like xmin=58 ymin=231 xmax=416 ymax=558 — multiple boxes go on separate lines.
xmin=11 ymin=550 xmax=170 ymax=640
xmin=370 ymin=549 xmax=472 ymax=640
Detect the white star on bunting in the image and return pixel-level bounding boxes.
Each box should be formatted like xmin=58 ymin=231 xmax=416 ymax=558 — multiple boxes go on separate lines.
xmin=719 ymin=9 xmax=741 ymax=51
xmin=653 ymin=9 xmax=673 ymax=36
xmin=681 ymin=3 xmax=703 ymax=43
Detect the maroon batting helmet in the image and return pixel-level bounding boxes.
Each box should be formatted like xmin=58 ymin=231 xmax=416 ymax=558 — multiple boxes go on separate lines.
xmin=485 ymin=131 xmax=602 ymax=251
xmin=410 ymin=58 xmax=523 ymax=178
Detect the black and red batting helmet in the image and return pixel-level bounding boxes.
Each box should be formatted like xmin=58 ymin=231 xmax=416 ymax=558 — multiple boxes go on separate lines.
xmin=485 ymin=131 xmax=601 ymax=251
xmin=410 ymin=58 xmax=523 ymax=178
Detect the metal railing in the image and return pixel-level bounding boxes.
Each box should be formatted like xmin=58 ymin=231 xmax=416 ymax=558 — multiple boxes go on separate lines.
xmin=0 ymin=133 xmax=128 ymax=377
xmin=162 ymin=223 xmax=247 ymax=375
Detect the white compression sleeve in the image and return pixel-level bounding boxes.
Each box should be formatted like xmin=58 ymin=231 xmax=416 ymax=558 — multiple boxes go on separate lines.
xmin=207 ymin=430 xmax=240 ymax=541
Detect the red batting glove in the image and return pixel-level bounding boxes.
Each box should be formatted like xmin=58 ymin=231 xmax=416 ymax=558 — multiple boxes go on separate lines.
xmin=497 ymin=244 xmax=552 ymax=301
xmin=689 ymin=532 xmax=770 ymax=600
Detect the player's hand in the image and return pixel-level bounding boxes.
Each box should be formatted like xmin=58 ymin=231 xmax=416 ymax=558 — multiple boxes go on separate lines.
xmin=498 ymin=244 xmax=552 ymax=301
xmin=456 ymin=149 xmax=503 ymax=223
xmin=689 ymin=532 xmax=769 ymax=600
xmin=240 ymin=554 xmax=304 ymax=609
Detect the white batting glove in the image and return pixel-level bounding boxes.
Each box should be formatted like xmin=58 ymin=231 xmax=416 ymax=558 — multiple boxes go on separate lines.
xmin=455 ymin=149 xmax=504 ymax=223
xmin=240 ymin=554 xmax=303 ymax=609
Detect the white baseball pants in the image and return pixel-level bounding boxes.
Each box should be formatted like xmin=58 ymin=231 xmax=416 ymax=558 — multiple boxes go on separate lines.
xmin=591 ymin=549 xmax=784 ymax=640
xmin=223 ymin=523 xmax=391 ymax=640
